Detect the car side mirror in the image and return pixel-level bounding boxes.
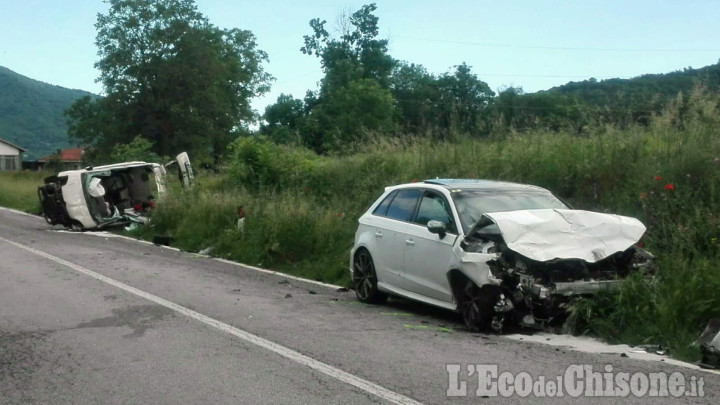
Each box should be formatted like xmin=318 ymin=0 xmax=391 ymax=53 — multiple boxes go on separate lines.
xmin=427 ymin=220 xmax=447 ymax=239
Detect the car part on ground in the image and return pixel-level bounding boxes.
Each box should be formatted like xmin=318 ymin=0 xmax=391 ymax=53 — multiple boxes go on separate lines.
xmin=699 ymin=318 xmax=720 ymax=369
xmin=350 ymin=179 xmax=655 ymax=333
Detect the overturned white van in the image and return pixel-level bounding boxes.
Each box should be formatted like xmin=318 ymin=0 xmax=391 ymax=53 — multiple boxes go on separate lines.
xmin=38 ymin=153 xmax=192 ymax=230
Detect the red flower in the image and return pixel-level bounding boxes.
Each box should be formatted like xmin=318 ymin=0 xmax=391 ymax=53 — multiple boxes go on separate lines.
xmin=337 ymin=213 xmax=342 ymax=217
xmin=304 ymin=187 xmax=310 ymax=192
xmin=654 ymin=176 xmax=662 ymax=181
xmin=412 ymin=178 xmax=418 ymax=183
xmin=664 ymin=183 xmax=674 ymax=190
xmin=639 ymin=193 xmax=647 ymax=199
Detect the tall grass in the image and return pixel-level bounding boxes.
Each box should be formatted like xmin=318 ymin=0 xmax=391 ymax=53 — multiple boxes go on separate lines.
xmin=0 ymin=170 xmax=49 ymax=212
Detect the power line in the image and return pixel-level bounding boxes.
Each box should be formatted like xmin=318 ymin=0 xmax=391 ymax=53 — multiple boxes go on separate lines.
xmin=394 ymin=36 xmax=720 ymax=53
xmin=475 ymin=73 xmax=615 ymax=79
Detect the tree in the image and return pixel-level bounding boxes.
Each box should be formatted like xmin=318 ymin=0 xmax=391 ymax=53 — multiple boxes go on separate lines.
xmin=305 ymin=78 xmax=395 ymax=152
xmin=389 ymin=62 xmax=442 ymax=135
xmin=301 ymin=3 xmax=394 ymax=88
xmin=110 ymin=135 xmax=161 ymax=163
xmin=67 ymin=0 xmax=271 ymax=163
xmin=298 ymin=3 xmax=397 ymax=153
xmin=489 ymin=86 xmax=591 ymax=133
xmin=436 ymin=63 xmax=495 ymax=135
xmin=260 ymin=94 xmax=306 ymax=144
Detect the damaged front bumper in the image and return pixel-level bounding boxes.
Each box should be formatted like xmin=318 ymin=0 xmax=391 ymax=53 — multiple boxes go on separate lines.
xmin=531 ymin=279 xmax=621 ymax=298
xmin=456 ymin=209 xmax=655 ymax=332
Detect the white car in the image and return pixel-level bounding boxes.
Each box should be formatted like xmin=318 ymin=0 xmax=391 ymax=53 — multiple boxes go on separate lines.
xmin=350 ymin=179 xmax=653 ymax=332
xmin=38 ymin=153 xmax=193 ymax=230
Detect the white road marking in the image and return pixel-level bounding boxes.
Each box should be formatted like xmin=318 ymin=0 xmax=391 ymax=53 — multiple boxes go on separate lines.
xmin=0 ymin=236 xmax=422 ymax=405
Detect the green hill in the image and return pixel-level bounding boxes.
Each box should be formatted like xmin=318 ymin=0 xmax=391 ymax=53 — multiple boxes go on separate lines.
xmin=546 ymin=62 xmax=720 ymax=121
xmin=0 ymin=66 xmax=96 ymax=160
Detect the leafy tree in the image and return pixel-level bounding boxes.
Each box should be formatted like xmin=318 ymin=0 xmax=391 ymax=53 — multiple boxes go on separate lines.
xmin=305 ymin=78 xmax=395 ymax=152
xmin=298 ymin=3 xmax=396 ymax=153
xmin=260 ymin=94 xmax=306 ymax=144
xmin=301 ymin=3 xmax=394 ymax=88
xmin=67 ymin=0 xmax=271 ymax=163
xmin=110 ymin=135 xmax=161 ymax=163
xmin=490 ymin=87 xmax=591 ymax=133
xmin=436 ymin=63 xmax=495 ymax=135
xmin=389 ymin=62 xmax=442 ymax=135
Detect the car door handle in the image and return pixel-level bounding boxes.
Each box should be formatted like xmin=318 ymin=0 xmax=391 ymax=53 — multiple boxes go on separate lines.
xmin=375 ymin=231 xmax=383 ymax=238
xmin=405 ymin=239 xmax=415 ymax=246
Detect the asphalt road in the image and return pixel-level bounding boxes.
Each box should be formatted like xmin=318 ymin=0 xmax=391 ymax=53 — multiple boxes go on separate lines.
xmin=0 ymin=207 xmax=717 ymax=404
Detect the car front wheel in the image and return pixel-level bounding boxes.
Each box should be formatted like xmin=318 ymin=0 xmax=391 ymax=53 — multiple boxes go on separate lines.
xmin=352 ymin=249 xmax=388 ymax=304
xmin=460 ymin=280 xmax=495 ymax=332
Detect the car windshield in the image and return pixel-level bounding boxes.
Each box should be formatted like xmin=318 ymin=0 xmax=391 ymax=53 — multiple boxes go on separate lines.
xmin=451 ymin=190 xmax=569 ymax=233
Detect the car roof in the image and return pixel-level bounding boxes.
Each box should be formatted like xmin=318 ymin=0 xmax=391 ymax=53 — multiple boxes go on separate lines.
xmin=423 ymin=179 xmax=551 ymax=193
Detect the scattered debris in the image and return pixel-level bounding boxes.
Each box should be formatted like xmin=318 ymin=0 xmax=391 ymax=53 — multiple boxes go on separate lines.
xmin=284 ymin=293 xmax=292 ymax=299
xmin=336 ymin=287 xmax=350 ymax=292
xmin=152 ymin=235 xmax=173 ymax=246
xmin=198 ymin=247 xmax=213 ymax=255
xmin=699 ymin=318 xmax=720 ymax=369
xmin=631 ymin=344 xmax=667 ymax=356
xmin=278 ymin=280 xmax=290 ymax=285
xmin=308 ymin=290 xmax=317 ymax=295
xmin=237 ymin=206 xmax=246 ymax=231
xmin=380 ymin=312 xmax=414 ymax=317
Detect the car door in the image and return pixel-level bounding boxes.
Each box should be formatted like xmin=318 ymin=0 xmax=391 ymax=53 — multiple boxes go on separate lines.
xmin=402 ymin=190 xmax=457 ymax=303
xmin=369 ymin=188 xmax=422 ymax=288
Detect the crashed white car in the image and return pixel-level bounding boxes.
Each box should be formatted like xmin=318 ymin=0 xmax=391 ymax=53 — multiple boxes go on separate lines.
xmin=350 ymin=179 xmax=653 ymax=331
xmin=38 ymin=153 xmax=193 ymax=230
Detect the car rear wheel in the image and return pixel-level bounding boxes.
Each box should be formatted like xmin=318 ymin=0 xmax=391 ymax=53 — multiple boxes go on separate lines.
xmin=352 ymin=249 xmax=388 ymax=304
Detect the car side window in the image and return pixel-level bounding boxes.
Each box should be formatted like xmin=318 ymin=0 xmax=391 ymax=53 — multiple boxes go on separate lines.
xmin=384 ymin=189 xmax=422 ymax=222
xmin=413 ymin=191 xmax=457 ymax=233
xmin=372 ymin=190 xmax=397 ymax=216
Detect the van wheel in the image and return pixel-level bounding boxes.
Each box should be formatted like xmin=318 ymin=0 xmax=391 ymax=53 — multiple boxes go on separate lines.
xmin=352 ymin=249 xmax=387 ymax=304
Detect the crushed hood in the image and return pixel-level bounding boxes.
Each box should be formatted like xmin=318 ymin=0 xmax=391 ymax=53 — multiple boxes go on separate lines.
xmin=481 ymin=209 xmax=646 ymax=263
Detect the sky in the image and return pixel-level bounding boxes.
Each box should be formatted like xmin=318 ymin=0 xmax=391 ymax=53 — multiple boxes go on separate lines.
xmin=1 ymin=0 xmax=719 ymax=117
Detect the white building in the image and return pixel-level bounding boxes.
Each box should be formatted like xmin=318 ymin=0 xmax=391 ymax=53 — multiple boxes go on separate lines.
xmin=0 ymin=138 xmax=25 ymax=171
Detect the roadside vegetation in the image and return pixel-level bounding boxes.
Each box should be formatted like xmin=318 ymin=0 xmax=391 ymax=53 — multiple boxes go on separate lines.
xmin=0 ymin=170 xmax=48 ymax=213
